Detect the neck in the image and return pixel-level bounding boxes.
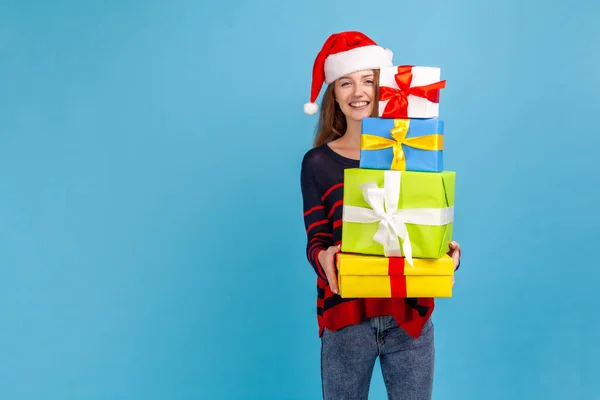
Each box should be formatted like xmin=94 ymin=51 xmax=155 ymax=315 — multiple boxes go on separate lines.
xmin=341 ymin=119 xmax=362 ymax=148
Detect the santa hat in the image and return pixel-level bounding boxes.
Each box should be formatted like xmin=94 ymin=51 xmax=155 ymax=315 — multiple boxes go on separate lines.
xmin=304 ymin=31 xmax=394 ymax=115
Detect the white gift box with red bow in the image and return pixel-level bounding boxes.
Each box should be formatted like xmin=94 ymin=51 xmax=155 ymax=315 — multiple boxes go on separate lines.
xmin=378 ymin=65 xmax=446 ymax=119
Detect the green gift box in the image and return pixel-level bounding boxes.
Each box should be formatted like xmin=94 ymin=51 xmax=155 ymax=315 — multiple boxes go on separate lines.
xmin=341 ymin=168 xmax=455 ymax=265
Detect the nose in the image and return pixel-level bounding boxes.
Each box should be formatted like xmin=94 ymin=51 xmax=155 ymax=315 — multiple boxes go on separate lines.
xmin=353 ymin=84 xmax=364 ymax=97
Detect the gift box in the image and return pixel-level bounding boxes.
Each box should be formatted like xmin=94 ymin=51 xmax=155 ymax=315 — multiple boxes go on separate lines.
xmin=360 ymin=117 xmax=444 ymax=172
xmin=337 ymin=253 xmax=454 ymax=298
xmin=341 ymin=168 xmax=455 ymax=264
xmin=378 ymin=65 xmax=446 ymax=119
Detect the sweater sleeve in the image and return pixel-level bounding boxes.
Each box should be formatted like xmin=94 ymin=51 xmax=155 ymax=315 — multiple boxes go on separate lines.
xmin=300 ymin=155 xmax=333 ymax=281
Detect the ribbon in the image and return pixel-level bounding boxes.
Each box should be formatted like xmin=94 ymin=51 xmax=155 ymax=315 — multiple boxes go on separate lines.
xmin=342 ymin=170 xmax=454 ymax=266
xmin=388 ymin=257 xmax=407 ymax=297
xmin=380 ymin=66 xmax=446 ymax=118
xmin=360 ymin=119 xmax=444 ymax=170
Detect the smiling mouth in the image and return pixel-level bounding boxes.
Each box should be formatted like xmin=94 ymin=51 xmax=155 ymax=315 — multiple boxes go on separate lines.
xmin=349 ymin=101 xmax=370 ymax=109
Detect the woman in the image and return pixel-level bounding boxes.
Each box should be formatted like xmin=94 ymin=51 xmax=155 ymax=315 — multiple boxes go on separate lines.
xmin=300 ymin=31 xmax=461 ymax=400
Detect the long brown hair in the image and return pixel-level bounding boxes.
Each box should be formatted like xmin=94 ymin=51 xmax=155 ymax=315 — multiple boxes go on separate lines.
xmin=313 ymin=69 xmax=380 ymax=147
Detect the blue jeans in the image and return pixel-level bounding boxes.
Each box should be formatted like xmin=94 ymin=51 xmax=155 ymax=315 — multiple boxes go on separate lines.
xmin=321 ymin=315 xmax=434 ymax=400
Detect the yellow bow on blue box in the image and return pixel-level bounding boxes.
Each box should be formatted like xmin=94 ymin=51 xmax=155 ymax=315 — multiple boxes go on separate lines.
xmin=359 ymin=118 xmax=444 ymax=172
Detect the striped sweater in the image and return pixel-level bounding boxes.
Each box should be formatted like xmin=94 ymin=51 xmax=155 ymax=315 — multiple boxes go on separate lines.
xmin=300 ymin=144 xmax=434 ymax=338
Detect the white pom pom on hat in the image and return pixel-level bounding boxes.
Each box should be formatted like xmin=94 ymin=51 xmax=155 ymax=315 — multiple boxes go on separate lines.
xmin=304 ymin=31 xmax=394 ymax=115
xmin=303 ymin=102 xmax=319 ymax=115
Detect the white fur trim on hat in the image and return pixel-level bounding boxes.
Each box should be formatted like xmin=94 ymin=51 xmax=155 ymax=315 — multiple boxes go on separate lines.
xmin=324 ymin=45 xmax=394 ymax=84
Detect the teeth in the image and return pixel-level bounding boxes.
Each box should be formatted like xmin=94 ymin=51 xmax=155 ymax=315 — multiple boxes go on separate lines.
xmin=350 ymin=101 xmax=368 ymax=107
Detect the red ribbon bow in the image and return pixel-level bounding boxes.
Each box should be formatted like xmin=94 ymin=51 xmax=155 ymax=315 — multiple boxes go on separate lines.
xmin=379 ymin=66 xmax=446 ymax=118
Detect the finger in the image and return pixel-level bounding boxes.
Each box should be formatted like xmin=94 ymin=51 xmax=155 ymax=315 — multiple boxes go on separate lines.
xmin=322 ymin=258 xmax=339 ymax=294
xmin=451 ymin=246 xmax=459 ymax=259
xmin=452 ymin=252 xmax=460 ymax=270
xmin=452 ymin=247 xmax=460 ymax=259
xmin=330 ymin=278 xmax=339 ymax=295
xmin=446 ymin=246 xmax=456 ymax=257
xmin=446 ymin=242 xmax=454 ymax=256
xmin=326 ymin=266 xmax=339 ymax=295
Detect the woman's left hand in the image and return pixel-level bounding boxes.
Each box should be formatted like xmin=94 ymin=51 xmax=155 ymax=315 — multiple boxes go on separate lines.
xmin=447 ymin=241 xmax=461 ymax=286
xmin=447 ymin=241 xmax=461 ymax=271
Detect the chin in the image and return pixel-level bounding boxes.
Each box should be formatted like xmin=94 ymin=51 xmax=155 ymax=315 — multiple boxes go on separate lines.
xmin=340 ymin=103 xmax=375 ymax=122
xmin=349 ymin=109 xmax=373 ymax=122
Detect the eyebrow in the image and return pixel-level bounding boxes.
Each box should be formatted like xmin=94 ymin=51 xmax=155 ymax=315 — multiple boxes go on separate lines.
xmin=340 ymin=73 xmax=374 ymax=80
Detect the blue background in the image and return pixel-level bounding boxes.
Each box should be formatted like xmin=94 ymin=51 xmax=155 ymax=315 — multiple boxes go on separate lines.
xmin=1 ymin=0 xmax=599 ymax=399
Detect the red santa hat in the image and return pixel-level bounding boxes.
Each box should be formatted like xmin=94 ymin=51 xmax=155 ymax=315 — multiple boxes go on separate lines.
xmin=304 ymin=31 xmax=394 ymax=115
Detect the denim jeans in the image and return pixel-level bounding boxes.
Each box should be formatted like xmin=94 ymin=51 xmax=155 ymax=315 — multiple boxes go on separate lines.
xmin=321 ymin=315 xmax=434 ymax=400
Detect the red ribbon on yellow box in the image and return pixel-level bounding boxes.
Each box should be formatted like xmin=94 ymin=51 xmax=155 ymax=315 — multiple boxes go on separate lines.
xmin=380 ymin=66 xmax=446 ymax=119
xmin=336 ymin=253 xmax=454 ymax=298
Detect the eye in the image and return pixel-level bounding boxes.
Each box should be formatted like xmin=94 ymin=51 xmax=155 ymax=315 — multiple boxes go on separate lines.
xmin=341 ymin=81 xmax=351 ymax=87
xmin=365 ymin=79 xmax=374 ymax=84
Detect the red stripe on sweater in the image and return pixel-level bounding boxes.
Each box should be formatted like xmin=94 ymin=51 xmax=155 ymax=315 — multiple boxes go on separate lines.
xmin=304 ymin=205 xmax=324 ymax=216
xmin=310 ymin=249 xmax=327 ymax=280
xmin=309 ymin=246 xmax=321 ymax=262
xmin=333 ymin=220 xmax=342 ymax=229
xmin=317 ymin=297 xmax=431 ymax=339
xmin=309 ymin=241 xmax=326 ymax=255
xmin=306 ymin=219 xmax=328 ymax=233
xmin=320 ymin=301 xmax=371 ymax=333
xmin=321 ymin=183 xmax=343 ymax=202
xmin=327 ymin=200 xmax=343 ymax=219
xmin=312 ymin=232 xmax=333 ymax=239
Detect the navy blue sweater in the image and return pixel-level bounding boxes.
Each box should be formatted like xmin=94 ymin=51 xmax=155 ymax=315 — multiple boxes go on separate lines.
xmin=300 ymin=144 xmax=435 ymax=338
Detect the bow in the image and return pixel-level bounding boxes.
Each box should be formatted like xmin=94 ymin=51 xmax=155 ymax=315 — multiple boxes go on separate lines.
xmin=360 ymin=119 xmax=444 ymax=170
xmin=380 ymin=66 xmax=446 ymax=118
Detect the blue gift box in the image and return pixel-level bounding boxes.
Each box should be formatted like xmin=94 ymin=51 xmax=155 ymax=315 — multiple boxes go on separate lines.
xmin=359 ymin=118 xmax=444 ymax=172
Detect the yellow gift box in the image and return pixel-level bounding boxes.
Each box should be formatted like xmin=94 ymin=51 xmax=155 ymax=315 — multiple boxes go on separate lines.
xmin=336 ymin=253 xmax=454 ymax=298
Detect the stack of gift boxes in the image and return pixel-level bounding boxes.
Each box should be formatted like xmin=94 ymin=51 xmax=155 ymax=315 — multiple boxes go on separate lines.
xmin=336 ymin=65 xmax=456 ymax=299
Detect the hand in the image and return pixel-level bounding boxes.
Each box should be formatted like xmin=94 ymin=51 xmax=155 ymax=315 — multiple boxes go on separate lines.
xmin=447 ymin=241 xmax=461 ymax=271
xmin=318 ymin=244 xmax=342 ymax=295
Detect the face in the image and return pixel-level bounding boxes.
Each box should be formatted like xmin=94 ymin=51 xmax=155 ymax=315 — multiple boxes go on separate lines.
xmin=333 ymin=70 xmax=376 ymax=122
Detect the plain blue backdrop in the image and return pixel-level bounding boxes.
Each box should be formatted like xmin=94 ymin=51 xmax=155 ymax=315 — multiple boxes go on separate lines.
xmin=1 ymin=0 xmax=599 ymax=399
